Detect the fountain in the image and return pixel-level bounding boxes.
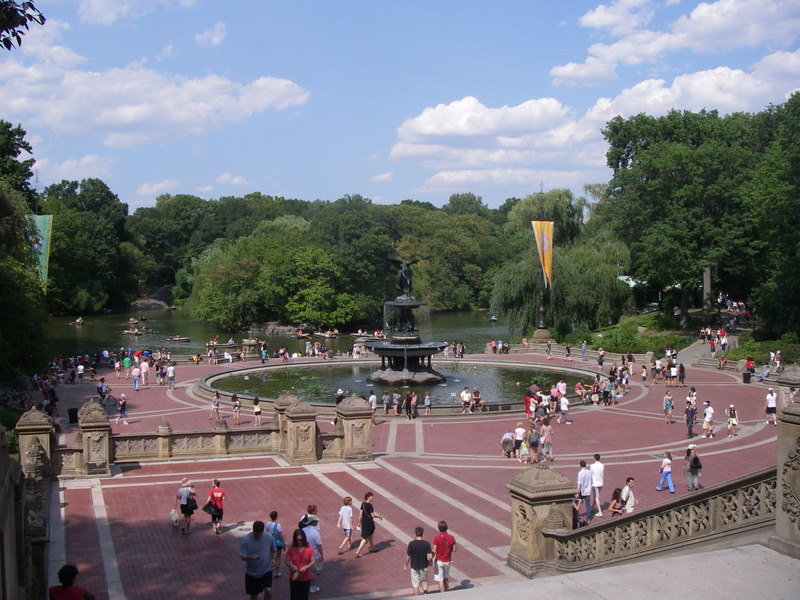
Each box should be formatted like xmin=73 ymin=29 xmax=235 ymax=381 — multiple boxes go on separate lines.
xmin=365 ymin=260 xmax=448 ymax=385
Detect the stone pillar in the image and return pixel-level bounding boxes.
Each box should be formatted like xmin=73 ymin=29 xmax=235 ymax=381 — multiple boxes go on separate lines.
xmin=78 ymin=400 xmax=112 ymax=476
xmin=213 ymin=418 xmax=229 ymax=456
xmin=284 ymin=402 xmax=318 ymax=465
xmin=506 ymin=464 xmax=575 ymax=577
xmin=0 ymin=424 xmax=24 ymax=600
xmin=274 ymin=393 xmax=300 ymax=453
xmin=770 ymin=392 xmax=800 ymax=558
xmin=337 ymin=395 xmax=373 ymax=461
xmin=22 ymin=437 xmax=49 ymax=600
xmin=15 ymin=408 xmax=56 ymax=477
xmin=157 ymin=418 xmax=173 ymax=459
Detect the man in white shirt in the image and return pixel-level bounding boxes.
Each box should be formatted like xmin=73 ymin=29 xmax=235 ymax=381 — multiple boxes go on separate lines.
xmin=702 ymin=401 xmax=715 ymax=438
xmin=460 ymin=387 xmax=472 ymax=414
xmin=166 ymin=363 xmax=176 ymax=389
xmin=301 ymin=515 xmax=324 ymax=594
xmin=589 ymin=454 xmax=605 ymax=517
xmin=765 ymin=388 xmax=778 ymax=425
xmin=621 ymin=477 xmax=636 ymax=513
xmin=368 ymin=392 xmax=378 ymax=424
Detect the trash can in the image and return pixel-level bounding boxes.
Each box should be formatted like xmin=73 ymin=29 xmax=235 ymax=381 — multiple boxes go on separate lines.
xmin=742 ymin=372 xmax=751 ymax=384
xmin=68 ymin=407 xmax=79 ymax=424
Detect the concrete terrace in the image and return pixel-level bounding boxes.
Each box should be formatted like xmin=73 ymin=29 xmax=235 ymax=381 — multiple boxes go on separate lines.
xmin=46 ymin=349 xmax=795 ymax=599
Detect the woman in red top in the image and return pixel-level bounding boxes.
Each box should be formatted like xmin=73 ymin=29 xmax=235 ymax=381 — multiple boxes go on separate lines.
xmin=285 ymin=528 xmax=316 ymax=600
xmin=207 ymin=480 xmax=225 ymax=534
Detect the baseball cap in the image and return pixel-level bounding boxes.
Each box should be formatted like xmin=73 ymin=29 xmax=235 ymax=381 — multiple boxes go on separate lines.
xmin=688 ymin=444 xmax=697 ymax=449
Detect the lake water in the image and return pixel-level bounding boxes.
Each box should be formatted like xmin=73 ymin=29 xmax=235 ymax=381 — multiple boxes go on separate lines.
xmin=46 ymin=309 xmax=511 ymax=358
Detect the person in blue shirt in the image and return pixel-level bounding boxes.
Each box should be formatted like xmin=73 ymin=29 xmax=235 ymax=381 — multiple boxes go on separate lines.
xmin=240 ymin=521 xmax=277 ymax=600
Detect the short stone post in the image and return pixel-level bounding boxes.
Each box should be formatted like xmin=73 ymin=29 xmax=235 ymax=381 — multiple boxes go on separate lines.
xmin=337 ymin=395 xmax=373 ymax=462
xmin=157 ymin=418 xmax=173 ymax=459
xmin=213 ymin=418 xmax=229 ymax=456
xmin=274 ymin=393 xmax=300 ymax=453
xmin=15 ymin=407 xmax=56 ymax=477
xmin=770 ymin=388 xmax=800 ymax=558
xmin=506 ymin=464 xmax=575 ymax=577
xmin=78 ymin=399 xmax=112 ymax=476
xmin=284 ymin=402 xmax=318 ymax=465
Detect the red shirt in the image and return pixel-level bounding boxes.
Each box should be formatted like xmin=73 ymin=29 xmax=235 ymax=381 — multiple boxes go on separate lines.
xmin=432 ymin=532 xmax=456 ymax=562
xmin=209 ymin=487 xmax=225 ymax=508
xmin=286 ymin=545 xmax=315 ymax=582
xmin=49 ymin=586 xmax=88 ymax=600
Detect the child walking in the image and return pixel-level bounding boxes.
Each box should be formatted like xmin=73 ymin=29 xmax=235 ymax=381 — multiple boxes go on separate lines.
xmin=337 ymin=496 xmax=354 ymax=554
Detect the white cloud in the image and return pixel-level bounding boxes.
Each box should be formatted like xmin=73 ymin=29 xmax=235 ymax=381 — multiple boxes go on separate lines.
xmin=397 ymin=96 xmax=569 ymax=140
xmin=0 ymin=44 xmax=311 ymax=147
xmin=579 ymin=0 xmax=654 ymax=36
xmin=196 ymin=184 xmax=214 ymax=193
xmin=137 ymin=179 xmax=179 ymax=195
xmin=550 ymin=56 xmax=618 ymax=87
xmin=35 ymin=154 xmax=118 ymax=182
xmin=79 ymin=0 xmax=196 ymax=26
xmin=393 ymin=48 xmax=800 ymax=194
xmin=17 ymin=20 xmax=85 ymax=68
xmin=370 ymin=172 xmax=393 ymax=183
xmin=195 ymin=22 xmax=227 ymax=47
xmin=215 ymin=172 xmax=248 ymax=185
xmin=551 ymin=0 xmax=800 ymax=86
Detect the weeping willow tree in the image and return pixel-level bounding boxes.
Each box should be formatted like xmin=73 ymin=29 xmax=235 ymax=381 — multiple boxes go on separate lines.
xmin=491 ymin=234 xmax=631 ymax=339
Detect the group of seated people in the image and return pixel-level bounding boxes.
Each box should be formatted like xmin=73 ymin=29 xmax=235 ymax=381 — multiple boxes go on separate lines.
xmin=459 ymin=386 xmax=486 ymax=413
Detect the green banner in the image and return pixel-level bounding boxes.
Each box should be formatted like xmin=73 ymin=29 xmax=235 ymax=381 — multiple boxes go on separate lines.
xmin=27 ymin=214 xmax=53 ymax=292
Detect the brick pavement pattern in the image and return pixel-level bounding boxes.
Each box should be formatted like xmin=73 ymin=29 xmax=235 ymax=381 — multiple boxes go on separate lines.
xmin=51 ymin=351 xmax=779 ymax=599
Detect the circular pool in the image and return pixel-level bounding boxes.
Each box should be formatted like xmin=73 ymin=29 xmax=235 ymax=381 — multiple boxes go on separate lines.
xmin=206 ymin=359 xmax=599 ymax=408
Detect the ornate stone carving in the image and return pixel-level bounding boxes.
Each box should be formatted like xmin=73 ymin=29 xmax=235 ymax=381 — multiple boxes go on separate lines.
xmin=78 ymin=399 xmax=109 ymax=425
xmin=515 ymin=504 xmax=532 ymax=542
xmin=781 ymin=436 xmax=800 ymax=527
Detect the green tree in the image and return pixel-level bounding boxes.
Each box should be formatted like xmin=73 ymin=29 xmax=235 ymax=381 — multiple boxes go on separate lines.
xmin=0 ymin=120 xmax=35 ymax=210
xmin=504 ymin=189 xmax=587 ymax=245
xmin=442 ymin=192 xmax=489 ymax=218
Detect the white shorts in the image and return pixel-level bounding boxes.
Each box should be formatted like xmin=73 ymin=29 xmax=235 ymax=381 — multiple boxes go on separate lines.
xmin=410 ymin=567 xmax=428 ymax=588
xmin=434 ymin=560 xmax=451 ymax=582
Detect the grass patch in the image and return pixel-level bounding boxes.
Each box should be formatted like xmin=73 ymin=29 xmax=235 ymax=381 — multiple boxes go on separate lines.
xmin=725 ymin=331 xmax=800 ymax=364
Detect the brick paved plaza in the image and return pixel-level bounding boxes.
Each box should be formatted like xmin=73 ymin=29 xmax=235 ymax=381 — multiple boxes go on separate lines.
xmin=49 ymin=350 xmax=779 ymax=599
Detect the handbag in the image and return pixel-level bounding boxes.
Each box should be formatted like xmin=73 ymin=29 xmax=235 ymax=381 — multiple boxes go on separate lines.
xmin=186 ymin=496 xmax=198 ymax=512
xmin=201 ymin=501 xmax=213 ymax=515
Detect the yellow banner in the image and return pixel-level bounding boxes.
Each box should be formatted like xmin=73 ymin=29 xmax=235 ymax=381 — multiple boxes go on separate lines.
xmin=531 ymin=220 xmax=553 ymax=288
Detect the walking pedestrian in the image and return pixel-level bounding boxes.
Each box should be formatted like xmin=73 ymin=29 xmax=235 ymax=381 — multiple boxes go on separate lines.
xmin=727 ymin=404 xmax=738 ymax=437
xmin=431 ymin=520 xmax=456 ymax=593
xmin=116 ymin=393 xmax=128 ymax=425
xmin=702 ymin=400 xmax=715 ymax=438
xmin=540 ymin=417 xmax=554 ymax=461
xmin=207 ymin=479 xmax=225 ymax=534
xmin=685 ymin=399 xmax=696 ymax=438
xmin=590 ymin=454 xmax=604 ymax=517
xmin=581 ymin=340 xmax=587 ymax=361
xmin=337 ymin=496 xmax=354 ymax=554
xmin=655 ymin=451 xmax=675 ymax=493
xmin=285 ymin=529 xmax=315 ymax=600
xmin=685 ymin=445 xmax=703 ymax=491
xmin=166 ymin=363 xmax=175 ymax=389
xmin=175 ymin=478 xmax=197 ymax=534
xmin=423 ymin=392 xmax=432 ymax=416
xmin=354 ymin=491 xmax=383 ymax=557
xmin=765 ymin=388 xmax=778 ymax=425
xmin=131 ymin=365 xmax=140 ymax=391
xmin=265 ymin=511 xmax=285 ymax=577
xmin=300 ymin=515 xmax=323 ymax=594
xmin=404 ymin=526 xmax=432 ymax=596
xmin=239 ymin=521 xmax=276 ymax=600
xmin=576 ymin=460 xmax=593 ymax=522
xmin=663 ymin=391 xmax=674 ymax=424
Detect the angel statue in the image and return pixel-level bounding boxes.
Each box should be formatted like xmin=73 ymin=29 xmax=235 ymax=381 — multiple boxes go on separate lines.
xmin=388 ymin=259 xmax=419 ymax=296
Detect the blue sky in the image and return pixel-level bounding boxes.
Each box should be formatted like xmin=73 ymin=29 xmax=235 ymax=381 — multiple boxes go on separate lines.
xmin=3 ymin=0 xmax=799 ymax=210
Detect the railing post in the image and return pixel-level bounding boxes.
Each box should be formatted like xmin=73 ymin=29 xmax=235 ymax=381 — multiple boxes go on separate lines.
xmin=337 ymin=394 xmax=373 ymax=461
xmin=15 ymin=408 xmax=56 ymax=477
xmin=157 ymin=418 xmax=173 ymax=459
xmin=284 ymin=401 xmax=318 ymax=465
xmin=770 ymin=380 xmax=800 ymax=558
xmin=78 ymin=400 xmax=112 ymax=476
xmin=506 ymin=464 xmax=575 ymax=577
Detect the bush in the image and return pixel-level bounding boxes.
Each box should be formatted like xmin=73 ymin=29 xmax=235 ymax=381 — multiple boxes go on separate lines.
xmin=0 ymin=409 xmax=19 ymax=455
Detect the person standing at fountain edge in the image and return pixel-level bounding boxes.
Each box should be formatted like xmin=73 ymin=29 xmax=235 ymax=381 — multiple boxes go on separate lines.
xmin=239 ymin=520 xmax=277 ymax=600
xmin=685 ymin=400 xmax=697 ymax=439
xmin=581 ymin=340 xmax=587 ymax=361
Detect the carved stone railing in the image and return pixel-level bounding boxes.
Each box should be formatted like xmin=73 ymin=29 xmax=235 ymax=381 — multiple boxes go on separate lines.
xmin=540 ymin=467 xmax=776 ymax=572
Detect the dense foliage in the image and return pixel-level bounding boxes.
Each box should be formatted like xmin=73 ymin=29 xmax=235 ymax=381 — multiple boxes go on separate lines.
xmin=1 ymin=91 xmax=798 ymax=377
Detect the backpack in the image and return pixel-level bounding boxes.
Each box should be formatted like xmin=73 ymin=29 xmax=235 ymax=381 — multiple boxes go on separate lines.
xmin=528 ymin=430 xmax=540 ymax=447
xmin=690 ymin=455 xmax=702 ymax=470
